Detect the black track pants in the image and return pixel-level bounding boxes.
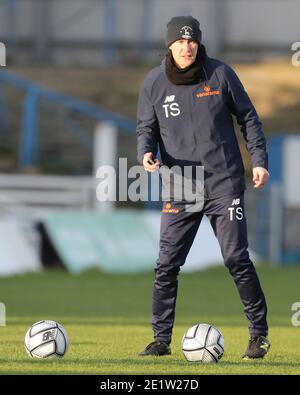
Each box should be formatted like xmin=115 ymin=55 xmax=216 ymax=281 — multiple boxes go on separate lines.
xmin=152 ymin=193 xmax=268 ymax=343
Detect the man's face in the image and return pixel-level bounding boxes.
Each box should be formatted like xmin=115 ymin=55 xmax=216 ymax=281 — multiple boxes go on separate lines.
xmin=169 ymin=39 xmax=198 ymax=69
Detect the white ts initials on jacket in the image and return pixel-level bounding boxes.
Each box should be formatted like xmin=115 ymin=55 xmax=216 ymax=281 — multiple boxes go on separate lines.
xmin=162 ymin=95 xmax=181 ymax=118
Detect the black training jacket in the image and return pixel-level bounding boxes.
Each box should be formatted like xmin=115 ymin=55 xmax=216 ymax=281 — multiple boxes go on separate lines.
xmin=136 ymin=53 xmax=268 ymax=199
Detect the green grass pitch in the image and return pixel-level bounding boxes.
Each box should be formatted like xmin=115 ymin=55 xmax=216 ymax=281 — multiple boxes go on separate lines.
xmin=0 ymin=265 xmax=299 ymax=375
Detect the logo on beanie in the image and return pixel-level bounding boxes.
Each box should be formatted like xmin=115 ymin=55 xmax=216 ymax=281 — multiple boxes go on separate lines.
xmin=180 ymin=26 xmax=193 ymax=39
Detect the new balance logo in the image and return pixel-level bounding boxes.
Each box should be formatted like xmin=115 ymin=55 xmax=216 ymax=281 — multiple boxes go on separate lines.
xmin=164 ymin=95 xmax=175 ymax=103
xmin=231 ymin=198 xmax=240 ymax=206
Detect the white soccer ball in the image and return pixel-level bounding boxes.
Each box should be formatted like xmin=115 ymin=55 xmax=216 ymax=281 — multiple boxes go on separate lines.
xmin=24 ymin=320 xmax=68 ymax=359
xmin=182 ymin=323 xmax=224 ymax=363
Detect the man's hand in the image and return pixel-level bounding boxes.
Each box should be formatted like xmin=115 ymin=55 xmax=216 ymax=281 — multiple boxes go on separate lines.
xmin=252 ymin=167 xmax=269 ymax=188
xmin=143 ymin=152 xmax=160 ymax=173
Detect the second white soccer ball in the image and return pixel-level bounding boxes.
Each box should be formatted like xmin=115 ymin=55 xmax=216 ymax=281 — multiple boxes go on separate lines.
xmin=25 ymin=320 xmax=68 ymax=359
xmin=182 ymin=323 xmax=224 ymax=363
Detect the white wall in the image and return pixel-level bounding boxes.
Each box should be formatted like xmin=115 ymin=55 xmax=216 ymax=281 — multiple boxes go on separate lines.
xmin=0 ymin=0 xmax=297 ymax=64
xmin=226 ymin=0 xmax=300 ymax=47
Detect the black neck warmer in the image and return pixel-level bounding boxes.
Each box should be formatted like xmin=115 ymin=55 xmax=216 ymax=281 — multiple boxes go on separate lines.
xmin=165 ymin=45 xmax=207 ymax=85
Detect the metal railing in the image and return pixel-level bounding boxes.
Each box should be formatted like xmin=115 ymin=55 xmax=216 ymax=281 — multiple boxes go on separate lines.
xmin=0 ymin=69 xmax=135 ymax=170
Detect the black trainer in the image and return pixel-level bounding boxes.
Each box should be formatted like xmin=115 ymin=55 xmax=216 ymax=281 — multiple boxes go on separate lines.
xmin=243 ymin=336 xmax=270 ymax=359
xmin=139 ymin=341 xmax=171 ymax=356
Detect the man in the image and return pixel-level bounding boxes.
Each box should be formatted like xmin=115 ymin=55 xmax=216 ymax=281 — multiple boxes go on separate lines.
xmin=136 ymin=16 xmax=270 ymax=359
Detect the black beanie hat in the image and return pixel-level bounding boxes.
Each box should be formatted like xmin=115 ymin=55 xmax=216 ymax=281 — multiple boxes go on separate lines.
xmin=166 ymin=16 xmax=202 ymax=47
